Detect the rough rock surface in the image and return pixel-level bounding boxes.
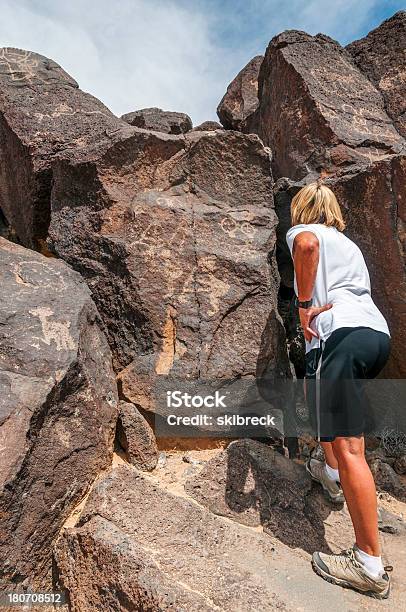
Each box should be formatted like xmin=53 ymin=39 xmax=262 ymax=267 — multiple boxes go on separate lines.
xmin=347 ymin=11 xmax=406 ymax=137
xmin=0 ymin=238 xmax=118 ymax=588
xmin=0 ymin=47 xmax=130 ymax=249
xmin=217 ymin=55 xmax=263 ymax=131
xmin=192 ymin=120 xmax=223 ymax=131
xmin=47 ymin=128 xmax=291 ymax=406
xmin=120 ymin=107 xmax=193 ymax=134
xmin=369 ymin=459 xmax=406 ymax=500
xmin=329 ymin=157 xmax=406 ymax=377
xmin=378 ymin=506 xmax=406 ymax=534
xmin=0 ymin=46 xmax=291 ymax=427
xmin=394 ymin=455 xmax=406 ymax=475
xmin=250 ymin=31 xmax=405 ymax=179
xmin=54 ymin=463 xmax=370 ymax=612
xmin=117 ymin=401 xmax=158 ymax=471
xmin=0 ymin=207 xmax=19 ymax=244
xmin=185 ymin=439 xmax=325 ymax=551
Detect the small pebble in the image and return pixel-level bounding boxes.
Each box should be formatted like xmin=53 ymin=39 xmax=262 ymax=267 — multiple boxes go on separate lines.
xmin=157 ymin=452 xmax=167 ymax=468
xmin=182 ymin=451 xmax=204 ymax=466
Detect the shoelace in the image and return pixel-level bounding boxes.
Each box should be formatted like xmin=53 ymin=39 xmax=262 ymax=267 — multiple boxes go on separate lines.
xmin=339 ymin=548 xmax=393 ymax=574
xmin=340 ymin=547 xmax=363 ymax=570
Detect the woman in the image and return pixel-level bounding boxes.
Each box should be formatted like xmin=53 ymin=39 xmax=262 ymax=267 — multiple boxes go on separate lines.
xmin=286 ymin=180 xmax=392 ymax=599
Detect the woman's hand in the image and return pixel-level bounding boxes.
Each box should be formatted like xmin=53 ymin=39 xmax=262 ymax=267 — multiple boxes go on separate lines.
xmin=299 ymin=303 xmax=333 ymax=342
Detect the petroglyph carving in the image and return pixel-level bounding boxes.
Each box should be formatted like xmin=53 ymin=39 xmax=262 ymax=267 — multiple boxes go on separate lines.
xmin=34 ymin=104 xmax=112 ymax=122
xmin=220 ymin=216 xmax=257 ymax=240
xmin=0 ymin=48 xmax=39 ymax=83
xmin=219 ymin=215 xmax=259 ymax=262
xmin=29 ymin=307 xmax=76 ymax=351
xmin=200 ymin=275 xmax=230 ymax=317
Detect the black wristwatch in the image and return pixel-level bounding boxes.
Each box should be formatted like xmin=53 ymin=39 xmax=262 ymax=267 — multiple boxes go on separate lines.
xmin=294 ymin=296 xmax=313 ymax=309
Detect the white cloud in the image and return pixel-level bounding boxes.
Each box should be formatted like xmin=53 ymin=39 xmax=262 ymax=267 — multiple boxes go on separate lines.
xmin=0 ymin=0 xmax=396 ymax=125
xmin=0 ymin=0 xmax=235 ymax=124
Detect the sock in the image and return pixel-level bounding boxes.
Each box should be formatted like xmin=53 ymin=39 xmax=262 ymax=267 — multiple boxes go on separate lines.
xmin=325 ymin=463 xmax=340 ymax=482
xmin=354 ymin=545 xmax=384 ymax=578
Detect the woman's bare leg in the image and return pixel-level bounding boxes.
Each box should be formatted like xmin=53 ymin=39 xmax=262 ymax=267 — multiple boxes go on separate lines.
xmin=332 ymin=435 xmax=380 ymax=556
xmin=321 ymin=441 xmax=338 ymax=469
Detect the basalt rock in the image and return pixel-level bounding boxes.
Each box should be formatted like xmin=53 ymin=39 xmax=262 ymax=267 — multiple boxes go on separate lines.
xmin=0 ymin=238 xmax=118 ymax=588
xmin=116 ymin=401 xmax=158 ymax=471
xmin=217 ymin=18 xmax=406 ymax=379
xmin=273 ymin=153 xmax=406 ymax=379
xmin=0 ymin=207 xmax=20 ymax=244
xmin=369 ymin=459 xmax=406 ymax=500
xmin=394 ymin=455 xmax=406 ymax=475
xmin=347 ymin=11 xmax=406 ymax=138
xmin=192 ymin=120 xmax=223 ymax=131
xmin=53 ymin=464 xmax=356 ymax=611
xmin=54 ymin=465 xmax=286 ymax=611
xmin=0 ymin=47 xmax=290 ymax=425
xmin=248 ymin=31 xmax=405 ymax=179
xmin=329 ymin=156 xmax=406 ymax=378
xmin=0 ymin=47 xmax=130 ymax=250
xmin=120 ymin=107 xmax=193 ymax=134
xmin=217 ymin=55 xmax=263 ymax=131
xmin=47 ymin=128 xmax=292 ymax=416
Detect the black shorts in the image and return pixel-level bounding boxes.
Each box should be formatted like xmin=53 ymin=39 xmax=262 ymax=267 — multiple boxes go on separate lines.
xmin=305 ymin=326 xmax=391 ymax=442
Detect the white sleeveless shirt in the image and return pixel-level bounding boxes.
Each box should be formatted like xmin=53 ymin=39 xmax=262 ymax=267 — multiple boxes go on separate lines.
xmin=286 ymin=223 xmax=390 ymax=353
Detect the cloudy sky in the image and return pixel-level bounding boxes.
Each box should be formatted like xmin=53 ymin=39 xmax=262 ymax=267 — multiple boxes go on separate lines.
xmin=0 ymin=1 xmax=404 ymax=125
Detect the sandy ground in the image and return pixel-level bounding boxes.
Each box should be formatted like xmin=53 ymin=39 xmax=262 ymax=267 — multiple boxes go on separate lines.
xmin=147 ymin=448 xmax=406 ymax=611
xmin=62 ymin=447 xmax=406 ymax=611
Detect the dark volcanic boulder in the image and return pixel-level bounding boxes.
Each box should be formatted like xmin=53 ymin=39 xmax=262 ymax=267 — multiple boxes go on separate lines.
xmin=0 ymin=207 xmax=20 ymax=244
xmin=217 ymin=55 xmax=263 ymax=131
xmin=0 ymin=46 xmax=290 ymax=422
xmin=347 ymin=11 xmax=406 ymax=137
xmin=369 ymin=459 xmax=406 ymax=499
xmin=117 ymin=401 xmax=158 ymax=471
xmin=53 ymin=464 xmax=353 ymax=611
xmin=0 ymin=47 xmax=130 ymax=250
xmin=0 ymin=238 xmax=118 ymax=588
xmin=192 ymin=120 xmax=223 ymax=131
xmin=120 ymin=107 xmax=192 ymax=134
xmin=252 ymin=31 xmax=404 ymax=180
xmin=394 ymin=455 xmax=406 ymax=475
xmin=329 ymin=156 xmax=406 ymax=378
xmin=47 ymin=128 xmax=292 ymax=413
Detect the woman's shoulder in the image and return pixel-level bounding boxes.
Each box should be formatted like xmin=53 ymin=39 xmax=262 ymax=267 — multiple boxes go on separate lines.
xmin=286 ymin=223 xmax=325 ymax=253
xmin=286 ymin=223 xmax=328 ymax=241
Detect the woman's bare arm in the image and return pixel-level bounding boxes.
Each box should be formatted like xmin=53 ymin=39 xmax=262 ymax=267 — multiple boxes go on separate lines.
xmin=292 ymin=232 xmax=319 ymax=301
xmin=292 ymin=232 xmax=332 ymax=342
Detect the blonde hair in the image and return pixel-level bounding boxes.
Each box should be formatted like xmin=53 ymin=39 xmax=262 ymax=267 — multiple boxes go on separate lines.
xmin=290 ymin=179 xmax=346 ymax=231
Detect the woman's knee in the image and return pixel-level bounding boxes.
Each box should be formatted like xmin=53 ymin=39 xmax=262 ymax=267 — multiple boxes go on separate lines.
xmin=332 ymin=436 xmax=364 ymax=463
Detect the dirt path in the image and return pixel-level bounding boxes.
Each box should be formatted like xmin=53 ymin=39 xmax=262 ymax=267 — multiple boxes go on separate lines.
xmin=146 ymin=448 xmax=406 ymax=611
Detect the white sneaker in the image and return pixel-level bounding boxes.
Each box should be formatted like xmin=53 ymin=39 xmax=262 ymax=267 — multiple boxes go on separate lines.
xmin=306 ymin=458 xmax=344 ymax=504
xmin=312 ymin=547 xmax=391 ymax=599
